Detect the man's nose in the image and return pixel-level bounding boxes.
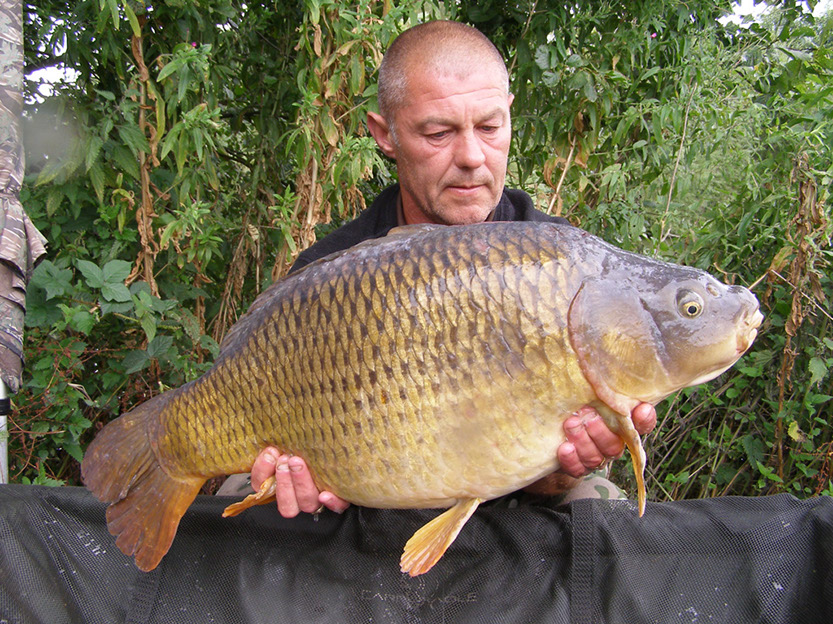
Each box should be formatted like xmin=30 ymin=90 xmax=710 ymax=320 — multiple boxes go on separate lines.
xmin=453 ymin=130 xmax=487 ymax=169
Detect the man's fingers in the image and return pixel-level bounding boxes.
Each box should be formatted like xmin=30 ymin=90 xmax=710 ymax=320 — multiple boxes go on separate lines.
xmin=287 ymin=456 xmax=323 ymax=514
xmin=271 ymin=454 xmax=351 ymax=516
xmin=563 ymin=409 xmax=624 ymax=471
xmin=250 ymin=446 xmax=280 ymax=491
xmin=579 ymin=409 xmax=626 ymax=458
xmin=319 ymin=491 xmax=351 ymax=514
xmin=556 ymin=441 xmax=589 ymax=478
xmin=632 ymin=403 xmax=657 ymax=436
xmin=274 ymin=455 xmax=301 ymax=518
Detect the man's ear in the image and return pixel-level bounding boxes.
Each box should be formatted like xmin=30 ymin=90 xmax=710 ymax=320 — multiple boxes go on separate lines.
xmin=367 ymin=111 xmax=397 ymax=159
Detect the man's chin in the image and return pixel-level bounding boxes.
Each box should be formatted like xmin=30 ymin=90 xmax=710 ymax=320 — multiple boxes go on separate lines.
xmin=434 ymin=207 xmax=494 ymax=226
xmin=435 ymin=195 xmax=498 ymax=225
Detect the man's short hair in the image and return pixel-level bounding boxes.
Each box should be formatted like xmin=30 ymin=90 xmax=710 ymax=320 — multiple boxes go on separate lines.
xmin=377 ymin=21 xmax=510 ymax=124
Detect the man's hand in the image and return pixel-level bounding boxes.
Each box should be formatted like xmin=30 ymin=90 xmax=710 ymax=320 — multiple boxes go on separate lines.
xmin=524 ymin=402 xmax=657 ymax=496
xmin=250 ymin=448 xmax=350 ymax=518
xmin=556 ymin=403 xmax=657 ymax=478
xmin=253 ymin=402 xmax=658 ymax=515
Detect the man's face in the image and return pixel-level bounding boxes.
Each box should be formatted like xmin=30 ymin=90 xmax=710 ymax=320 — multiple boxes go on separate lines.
xmin=370 ymin=65 xmax=514 ymax=225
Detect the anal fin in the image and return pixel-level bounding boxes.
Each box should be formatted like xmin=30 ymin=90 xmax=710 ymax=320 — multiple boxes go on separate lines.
xmin=222 ymin=476 xmax=277 ymax=518
xmin=400 ymin=497 xmax=483 ymax=577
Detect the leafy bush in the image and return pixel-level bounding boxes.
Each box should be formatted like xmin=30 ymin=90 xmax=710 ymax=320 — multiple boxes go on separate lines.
xmin=11 ymin=0 xmax=831 ymax=502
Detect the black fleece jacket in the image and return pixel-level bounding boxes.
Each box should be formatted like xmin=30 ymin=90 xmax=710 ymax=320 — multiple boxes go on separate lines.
xmin=290 ymin=183 xmax=569 ymax=272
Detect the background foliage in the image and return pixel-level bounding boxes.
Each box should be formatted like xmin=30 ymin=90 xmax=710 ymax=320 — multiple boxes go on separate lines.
xmin=13 ymin=0 xmax=832 ymax=502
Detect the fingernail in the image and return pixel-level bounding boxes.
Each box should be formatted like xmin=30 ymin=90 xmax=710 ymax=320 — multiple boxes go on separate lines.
xmin=320 ymin=493 xmax=345 ymax=514
xmin=579 ymin=411 xmax=601 ymax=426
xmin=276 ymin=460 xmax=289 ymax=472
xmin=288 ymin=457 xmax=304 ymax=472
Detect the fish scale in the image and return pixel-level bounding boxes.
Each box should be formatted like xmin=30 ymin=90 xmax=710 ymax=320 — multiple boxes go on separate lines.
xmin=82 ymin=221 xmax=762 ymax=575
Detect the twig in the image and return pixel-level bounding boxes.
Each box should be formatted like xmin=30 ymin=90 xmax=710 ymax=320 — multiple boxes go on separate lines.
xmin=660 ymin=84 xmax=697 ymax=242
xmin=765 ymin=269 xmax=833 ymax=323
xmin=547 ymin=136 xmax=576 ymax=216
xmin=508 ymin=0 xmax=539 ymax=77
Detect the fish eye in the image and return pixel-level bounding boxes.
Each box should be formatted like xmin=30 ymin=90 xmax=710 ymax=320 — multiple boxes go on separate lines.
xmin=677 ymin=291 xmax=704 ymax=318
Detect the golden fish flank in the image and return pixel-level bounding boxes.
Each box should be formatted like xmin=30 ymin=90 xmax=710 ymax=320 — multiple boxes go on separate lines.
xmin=81 ymin=222 xmax=763 ymax=576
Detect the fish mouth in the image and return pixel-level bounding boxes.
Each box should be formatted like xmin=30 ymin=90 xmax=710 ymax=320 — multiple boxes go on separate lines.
xmin=737 ymin=309 xmax=764 ymax=354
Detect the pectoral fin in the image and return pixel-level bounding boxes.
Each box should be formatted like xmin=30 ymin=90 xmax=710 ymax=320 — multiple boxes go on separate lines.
xmin=221 ymin=476 xmax=277 ymax=518
xmin=621 ymin=426 xmax=647 ymax=517
xmin=400 ymin=497 xmax=484 ymax=577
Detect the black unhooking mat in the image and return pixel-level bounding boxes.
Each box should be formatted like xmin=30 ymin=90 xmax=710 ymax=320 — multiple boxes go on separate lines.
xmin=0 ymin=485 xmax=831 ymax=623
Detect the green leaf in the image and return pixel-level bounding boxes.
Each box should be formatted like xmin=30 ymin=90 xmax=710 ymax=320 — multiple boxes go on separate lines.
xmin=157 ymin=57 xmax=183 ymax=83
xmin=94 ymin=89 xmax=116 ymax=101
xmin=102 ymin=282 xmax=132 ymax=302
xmin=321 ymin=112 xmax=339 ymax=147
xmin=89 ymin=163 xmax=106 ymax=202
xmin=350 ymin=53 xmax=364 ymax=95
xmin=122 ymin=350 xmax=150 ymax=375
xmin=308 ymin=0 xmax=320 ymax=25
xmin=67 ymin=309 xmax=97 ymax=335
xmin=534 ymin=45 xmax=552 ymax=70
xmin=105 ymin=0 xmax=119 ymax=29
xmin=175 ymin=307 xmax=202 ymax=344
xmin=155 ymin=92 xmax=166 ymax=143
xmin=86 ymin=135 xmax=104 ymax=171
xmin=808 ymin=357 xmax=828 ymax=386
xmin=123 ymin=1 xmax=141 ymax=37
xmin=63 ymin=441 xmax=85 ymax=463
xmin=159 ymin=122 xmax=182 ymax=161
xmin=639 ymin=66 xmax=661 ymax=83
xmin=147 ymin=335 xmax=174 ymax=360
xmin=755 ymin=461 xmax=784 ymax=483
xmin=100 ymin=300 xmax=133 ymax=315
xmin=45 ymin=188 xmax=64 ymax=217
xmin=177 ymin=65 xmax=191 ymax=102
xmin=76 ymin=259 xmax=105 ymax=288
xmin=103 ymin=259 xmax=132 ymax=284
xmin=583 ymin=80 xmax=598 ymax=102
xmin=118 ymin=124 xmax=151 ymax=156
xmin=112 ymin=145 xmax=141 ymax=180
xmin=787 ymin=421 xmax=803 ymax=442
xmin=141 ymin=314 xmax=157 ymax=343
xmin=742 ymin=435 xmax=765 ymax=466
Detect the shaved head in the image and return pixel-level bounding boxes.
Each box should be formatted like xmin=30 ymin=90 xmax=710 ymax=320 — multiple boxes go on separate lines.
xmin=365 ymin=20 xmax=514 ymax=226
xmin=377 ymin=21 xmax=510 ymax=123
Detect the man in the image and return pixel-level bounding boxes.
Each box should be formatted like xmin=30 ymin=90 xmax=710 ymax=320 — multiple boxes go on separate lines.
xmin=219 ymin=21 xmax=656 ymax=515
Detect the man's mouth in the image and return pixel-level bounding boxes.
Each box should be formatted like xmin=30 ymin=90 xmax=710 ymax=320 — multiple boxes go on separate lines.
xmin=446 ymin=183 xmax=486 ymax=193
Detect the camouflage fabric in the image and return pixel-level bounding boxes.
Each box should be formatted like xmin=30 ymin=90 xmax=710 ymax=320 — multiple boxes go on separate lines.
xmin=559 ymin=470 xmax=628 ymax=503
xmin=0 ymin=0 xmax=47 ymax=393
xmin=217 ymin=473 xmax=253 ymax=496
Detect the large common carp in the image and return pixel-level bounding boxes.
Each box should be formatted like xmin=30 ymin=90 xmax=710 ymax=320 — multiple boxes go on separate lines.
xmin=82 ymin=222 xmax=762 ymax=576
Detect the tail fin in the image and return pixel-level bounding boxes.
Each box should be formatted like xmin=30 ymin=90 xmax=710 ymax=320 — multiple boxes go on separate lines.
xmin=81 ymin=394 xmax=204 ymax=571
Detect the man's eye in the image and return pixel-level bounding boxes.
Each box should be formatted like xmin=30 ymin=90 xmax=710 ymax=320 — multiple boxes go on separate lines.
xmin=429 ymin=131 xmax=449 ymax=140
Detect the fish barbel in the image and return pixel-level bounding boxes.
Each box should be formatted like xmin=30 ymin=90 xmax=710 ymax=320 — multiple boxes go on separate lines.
xmin=82 ymin=222 xmax=763 ymax=575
